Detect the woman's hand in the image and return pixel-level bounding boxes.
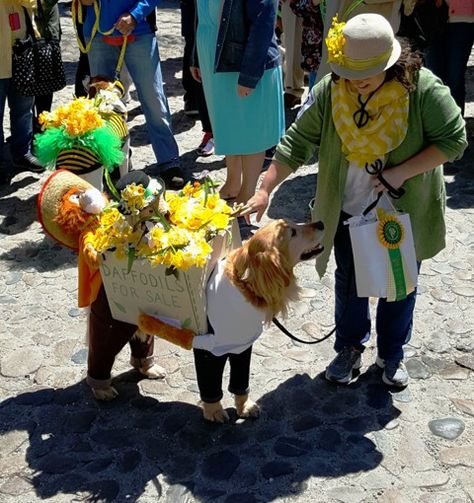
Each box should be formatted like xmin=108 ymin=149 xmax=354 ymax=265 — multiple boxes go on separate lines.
xmin=240 ymin=189 xmax=269 ymax=224
xmin=237 ymin=85 xmax=253 ymax=98
xmin=372 ymin=166 xmax=406 ymax=193
xmin=114 ymin=13 xmax=137 ymax=36
xmin=190 ymin=66 xmax=202 ymax=83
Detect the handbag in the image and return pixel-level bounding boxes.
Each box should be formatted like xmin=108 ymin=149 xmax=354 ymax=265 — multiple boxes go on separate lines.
xmin=12 ymin=1 xmax=66 ymax=96
xmin=399 ymin=0 xmax=449 ymax=48
xmin=346 ymin=193 xmax=418 ymax=302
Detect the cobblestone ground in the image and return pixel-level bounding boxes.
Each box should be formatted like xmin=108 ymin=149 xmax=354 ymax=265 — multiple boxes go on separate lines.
xmin=0 ymin=2 xmax=473 ymax=502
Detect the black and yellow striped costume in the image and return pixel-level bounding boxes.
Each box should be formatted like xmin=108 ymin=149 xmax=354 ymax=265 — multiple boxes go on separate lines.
xmin=55 ymin=112 xmax=129 ymax=175
xmin=106 ymin=112 xmax=129 ymax=141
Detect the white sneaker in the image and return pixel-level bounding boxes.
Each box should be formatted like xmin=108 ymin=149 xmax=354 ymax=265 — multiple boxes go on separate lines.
xmin=376 ymin=356 xmax=409 ymax=387
xmin=196 ymin=133 xmax=215 ymax=157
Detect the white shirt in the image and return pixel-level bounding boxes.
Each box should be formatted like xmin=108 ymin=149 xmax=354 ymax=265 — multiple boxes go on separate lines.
xmin=342 ymin=162 xmax=375 ymax=216
xmin=192 ymin=260 xmax=266 ymax=356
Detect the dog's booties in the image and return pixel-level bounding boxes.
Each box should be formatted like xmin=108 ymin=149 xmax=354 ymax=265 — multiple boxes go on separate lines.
xmin=86 ymin=375 xmax=119 ymax=401
xmin=235 ymin=395 xmax=260 ymax=419
xmin=91 ymin=386 xmax=119 ymax=401
xmin=130 ymin=355 xmax=166 ymax=379
xmin=202 ymin=402 xmax=230 ymax=423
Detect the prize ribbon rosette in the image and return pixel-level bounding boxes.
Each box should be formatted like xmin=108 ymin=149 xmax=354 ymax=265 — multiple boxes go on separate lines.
xmin=376 ymin=208 xmax=415 ymax=301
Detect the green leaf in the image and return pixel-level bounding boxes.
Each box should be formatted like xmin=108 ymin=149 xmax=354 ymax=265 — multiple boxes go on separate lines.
xmin=182 ymin=318 xmax=191 ymax=329
xmin=165 ymin=267 xmax=179 ymax=281
xmin=127 ymin=247 xmax=135 ymax=274
xmin=104 ymin=168 xmax=121 ymax=202
xmin=113 ymin=301 xmax=127 ymax=313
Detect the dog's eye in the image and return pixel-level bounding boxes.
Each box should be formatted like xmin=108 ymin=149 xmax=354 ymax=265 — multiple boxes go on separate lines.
xmin=290 ymin=228 xmax=297 ymax=237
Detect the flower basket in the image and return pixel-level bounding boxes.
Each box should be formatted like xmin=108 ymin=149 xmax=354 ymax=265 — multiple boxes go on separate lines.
xmin=86 ymin=180 xmax=240 ymax=332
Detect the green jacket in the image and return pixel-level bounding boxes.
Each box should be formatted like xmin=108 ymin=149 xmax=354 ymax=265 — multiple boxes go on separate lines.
xmin=275 ymin=68 xmax=467 ymax=277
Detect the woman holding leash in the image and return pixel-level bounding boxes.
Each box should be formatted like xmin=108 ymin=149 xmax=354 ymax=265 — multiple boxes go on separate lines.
xmin=190 ymin=0 xmax=285 ymax=204
xmin=243 ymin=13 xmax=467 ymax=387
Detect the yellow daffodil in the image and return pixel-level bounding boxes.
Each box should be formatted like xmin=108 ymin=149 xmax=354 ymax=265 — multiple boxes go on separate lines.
xmin=86 ymin=179 xmax=235 ymax=270
xmin=326 ymin=16 xmax=346 ymax=65
xmin=121 ymin=183 xmax=147 ymax=214
xmin=39 ymin=97 xmax=105 ymax=137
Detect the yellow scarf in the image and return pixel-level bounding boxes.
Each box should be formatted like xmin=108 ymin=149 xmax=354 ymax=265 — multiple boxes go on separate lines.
xmin=331 ymin=79 xmax=409 ymax=168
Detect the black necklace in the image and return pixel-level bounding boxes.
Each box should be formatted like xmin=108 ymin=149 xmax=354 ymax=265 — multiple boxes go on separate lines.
xmin=352 ymin=90 xmax=376 ymax=128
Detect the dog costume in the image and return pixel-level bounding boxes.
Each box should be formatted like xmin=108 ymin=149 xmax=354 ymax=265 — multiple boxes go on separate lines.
xmin=34 ymin=80 xmax=130 ymax=190
xmin=37 ymin=170 xmax=163 ymax=398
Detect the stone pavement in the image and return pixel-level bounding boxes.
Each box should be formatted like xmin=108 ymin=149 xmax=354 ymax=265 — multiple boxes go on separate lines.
xmin=0 ymin=2 xmax=473 ymax=502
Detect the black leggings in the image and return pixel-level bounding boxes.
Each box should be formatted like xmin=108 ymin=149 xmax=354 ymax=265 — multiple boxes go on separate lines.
xmin=193 ymin=346 xmax=253 ymax=403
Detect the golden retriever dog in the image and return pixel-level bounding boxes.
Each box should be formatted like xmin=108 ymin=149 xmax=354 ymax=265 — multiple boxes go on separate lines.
xmin=191 ymin=219 xmax=324 ymax=422
xmin=138 ymin=219 xmax=324 ymax=421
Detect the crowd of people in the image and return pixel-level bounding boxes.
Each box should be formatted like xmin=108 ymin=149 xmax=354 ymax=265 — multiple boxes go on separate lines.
xmin=0 ymin=0 xmax=472 ymax=387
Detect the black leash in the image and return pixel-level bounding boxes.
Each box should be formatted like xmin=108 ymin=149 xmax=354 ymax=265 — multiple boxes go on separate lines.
xmin=272 ymin=317 xmax=336 ymax=345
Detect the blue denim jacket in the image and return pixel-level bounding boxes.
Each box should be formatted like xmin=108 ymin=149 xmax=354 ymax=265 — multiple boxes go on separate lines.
xmin=202 ymin=0 xmax=280 ymax=89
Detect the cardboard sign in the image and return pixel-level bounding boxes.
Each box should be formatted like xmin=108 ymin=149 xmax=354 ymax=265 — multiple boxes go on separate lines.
xmin=100 ymin=222 xmax=241 ymax=333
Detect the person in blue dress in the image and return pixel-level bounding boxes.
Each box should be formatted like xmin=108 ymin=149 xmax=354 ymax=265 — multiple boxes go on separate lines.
xmin=190 ymin=0 xmax=285 ymax=204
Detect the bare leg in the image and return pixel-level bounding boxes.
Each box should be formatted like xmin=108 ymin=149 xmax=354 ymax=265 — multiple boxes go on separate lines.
xmin=236 ymin=152 xmax=265 ymax=204
xmin=219 ymin=155 xmax=242 ymax=199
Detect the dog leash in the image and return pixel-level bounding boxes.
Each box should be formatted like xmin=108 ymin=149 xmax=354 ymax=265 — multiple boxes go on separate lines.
xmin=272 ymin=317 xmax=336 ymax=345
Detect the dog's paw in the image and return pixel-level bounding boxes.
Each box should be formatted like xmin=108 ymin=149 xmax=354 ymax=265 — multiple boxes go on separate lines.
xmin=137 ymin=363 xmax=166 ymax=379
xmin=83 ymin=242 xmax=99 ymax=268
xmin=235 ymin=396 xmax=260 ymax=419
xmin=202 ymin=402 xmax=229 ymax=423
xmin=91 ymin=386 xmax=119 ymax=401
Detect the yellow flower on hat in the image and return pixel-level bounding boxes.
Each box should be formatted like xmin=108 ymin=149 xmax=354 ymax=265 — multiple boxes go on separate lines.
xmin=326 ymin=16 xmax=346 ymax=65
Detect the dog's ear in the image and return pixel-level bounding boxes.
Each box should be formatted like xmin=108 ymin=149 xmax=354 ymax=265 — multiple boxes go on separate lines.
xmin=246 ymin=236 xmax=292 ymax=292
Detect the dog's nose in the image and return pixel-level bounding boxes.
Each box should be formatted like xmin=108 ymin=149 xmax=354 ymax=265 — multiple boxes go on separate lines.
xmin=313 ymin=221 xmax=324 ymax=231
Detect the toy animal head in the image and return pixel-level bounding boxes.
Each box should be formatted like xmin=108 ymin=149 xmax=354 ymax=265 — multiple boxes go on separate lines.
xmin=225 ymin=219 xmax=324 ymax=321
xmin=38 ymin=170 xmax=107 ymax=250
xmin=54 ymin=186 xmax=108 ymax=244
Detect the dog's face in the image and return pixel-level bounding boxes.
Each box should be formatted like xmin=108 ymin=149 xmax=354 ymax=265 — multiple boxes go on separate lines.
xmin=252 ymin=219 xmax=324 ymax=267
xmin=88 ymin=76 xmax=123 ymax=99
xmin=227 ymin=219 xmax=325 ymax=320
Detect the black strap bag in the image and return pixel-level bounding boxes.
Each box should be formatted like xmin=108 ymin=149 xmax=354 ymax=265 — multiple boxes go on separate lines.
xmin=12 ymin=1 xmax=66 ymax=97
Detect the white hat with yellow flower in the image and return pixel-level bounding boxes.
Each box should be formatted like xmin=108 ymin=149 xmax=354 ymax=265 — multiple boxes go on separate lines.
xmin=327 ymin=13 xmax=401 ymax=80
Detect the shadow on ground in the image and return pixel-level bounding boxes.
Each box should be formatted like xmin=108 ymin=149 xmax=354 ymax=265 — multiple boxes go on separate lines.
xmin=268 ymin=173 xmax=317 ymax=223
xmin=0 ymin=371 xmax=400 ymax=502
xmin=0 ymin=175 xmax=42 ymax=236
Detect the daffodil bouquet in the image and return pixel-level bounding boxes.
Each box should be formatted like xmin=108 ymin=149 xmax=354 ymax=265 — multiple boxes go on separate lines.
xmin=86 ymin=180 xmax=235 ymax=272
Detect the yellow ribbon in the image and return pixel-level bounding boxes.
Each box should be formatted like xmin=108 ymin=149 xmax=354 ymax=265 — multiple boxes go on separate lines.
xmin=341 ymin=48 xmax=393 ymax=71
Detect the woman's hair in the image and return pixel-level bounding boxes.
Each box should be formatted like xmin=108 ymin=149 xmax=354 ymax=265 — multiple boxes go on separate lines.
xmin=385 ymin=39 xmax=423 ymax=91
xmin=331 ymin=38 xmax=423 ymax=91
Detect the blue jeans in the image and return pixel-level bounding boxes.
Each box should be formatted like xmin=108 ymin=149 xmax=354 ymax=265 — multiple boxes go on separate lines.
xmin=425 ymin=22 xmax=474 ymax=115
xmin=88 ymin=33 xmax=180 ymax=170
xmin=333 ymin=213 xmax=418 ymax=362
xmin=0 ymin=78 xmax=34 ymax=162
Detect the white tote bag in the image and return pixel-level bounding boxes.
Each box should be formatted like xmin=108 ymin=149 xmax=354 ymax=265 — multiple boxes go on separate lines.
xmin=346 ymin=194 xmax=418 ymax=302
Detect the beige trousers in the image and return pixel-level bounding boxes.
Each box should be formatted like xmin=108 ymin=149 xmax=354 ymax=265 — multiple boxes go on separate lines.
xmin=280 ymin=1 xmax=305 ymax=97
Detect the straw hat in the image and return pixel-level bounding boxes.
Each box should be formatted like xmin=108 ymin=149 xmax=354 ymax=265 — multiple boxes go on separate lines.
xmin=37 ymin=169 xmax=95 ymax=250
xmin=328 ymin=13 xmax=401 ymax=80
